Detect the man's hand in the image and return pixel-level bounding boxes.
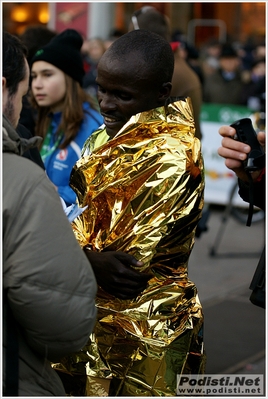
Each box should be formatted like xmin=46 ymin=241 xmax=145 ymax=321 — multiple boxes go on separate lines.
xmin=84 ymin=249 xmax=152 ymax=299
xmin=218 ymin=125 xmax=265 ymax=183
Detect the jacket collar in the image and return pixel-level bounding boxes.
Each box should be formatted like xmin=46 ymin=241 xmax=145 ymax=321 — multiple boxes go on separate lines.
xmin=2 ymin=114 xmax=43 ymax=155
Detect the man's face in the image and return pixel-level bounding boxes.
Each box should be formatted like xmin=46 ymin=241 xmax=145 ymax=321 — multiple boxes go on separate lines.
xmin=220 ymin=56 xmax=240 ymax=73
xmin=2 ymin=59 xmax=29 ymax=128
xmin=96 ymin=53 xmax=166 ymax=138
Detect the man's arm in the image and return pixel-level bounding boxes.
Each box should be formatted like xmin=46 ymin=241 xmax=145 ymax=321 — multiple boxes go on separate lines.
xmin=84 ymin=249 xmax=152 ymax=299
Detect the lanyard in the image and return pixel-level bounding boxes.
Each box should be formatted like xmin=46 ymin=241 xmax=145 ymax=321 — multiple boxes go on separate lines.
xmin=40 ymin=125 xmax=63 ymax=162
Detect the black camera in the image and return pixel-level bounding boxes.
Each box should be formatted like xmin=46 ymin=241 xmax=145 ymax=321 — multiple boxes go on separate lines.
xmin=230 ymin=118 xmax=265 ymax=172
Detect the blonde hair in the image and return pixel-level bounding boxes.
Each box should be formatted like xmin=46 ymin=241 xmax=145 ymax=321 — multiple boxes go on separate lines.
xmin=31 ymin=74 xmax=98 ymax=149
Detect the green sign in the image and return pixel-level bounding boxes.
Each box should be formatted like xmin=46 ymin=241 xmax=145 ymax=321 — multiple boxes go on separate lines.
xmin=201 ymin=103 xmax=252 ymax=123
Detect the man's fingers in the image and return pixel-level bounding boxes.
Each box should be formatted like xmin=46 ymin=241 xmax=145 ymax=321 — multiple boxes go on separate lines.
xmin=218 ymin=126 xmax=236 ymax=138
xmin=113 ymin=260 xmax=152 ymax=282
xmin=257 ymin=131 xmax=266 ymax=148
xmin=218 ymin=147 xmax=248 ymax=163
xmin=114 ymin=251 xmax=144 ymax=266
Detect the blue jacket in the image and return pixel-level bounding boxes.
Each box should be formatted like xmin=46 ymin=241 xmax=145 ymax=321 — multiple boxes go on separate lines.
xmin=43 ymin=102 xmax=103 ymax=206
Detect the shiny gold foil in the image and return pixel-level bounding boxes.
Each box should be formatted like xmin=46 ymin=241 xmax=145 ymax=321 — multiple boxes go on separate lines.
xmin=55 ymin=98 xmax=205 ymax=396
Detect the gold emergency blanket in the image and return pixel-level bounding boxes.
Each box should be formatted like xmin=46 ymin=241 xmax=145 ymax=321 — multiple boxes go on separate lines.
xmin=55 ymin=98 xmax=205 ymax=396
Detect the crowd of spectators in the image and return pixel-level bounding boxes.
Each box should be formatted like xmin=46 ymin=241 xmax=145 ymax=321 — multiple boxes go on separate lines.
xmin=171 ymin=30 xmax=265 ymax=112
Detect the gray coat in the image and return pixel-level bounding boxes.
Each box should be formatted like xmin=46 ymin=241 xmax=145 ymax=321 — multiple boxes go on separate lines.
xmin=2 ymin=115 xmax=97 ymax=396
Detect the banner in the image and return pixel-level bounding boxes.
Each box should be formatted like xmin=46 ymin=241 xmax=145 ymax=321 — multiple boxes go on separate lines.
xmin=53 ymin=3 xmax=89 ymax=37
xmin=200 ymin=103 xmax=253 ymax=206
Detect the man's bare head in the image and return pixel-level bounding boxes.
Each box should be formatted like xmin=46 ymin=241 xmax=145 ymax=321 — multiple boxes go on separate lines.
xmin=129 ymin=6 xmax=171 ymax=42
xmin=96 ymin=29 xmax=174 ymax=137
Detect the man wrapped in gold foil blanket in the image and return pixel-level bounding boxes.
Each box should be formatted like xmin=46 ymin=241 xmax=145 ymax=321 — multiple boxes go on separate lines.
xmin=53 ymin=30 xmax=205 ymax=396
xmin=63 ymin=99 xmax=204 ymax=395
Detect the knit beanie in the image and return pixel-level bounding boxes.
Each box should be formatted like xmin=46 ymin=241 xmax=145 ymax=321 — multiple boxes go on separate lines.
xmin=31 ymin=29 xmax=85 ymax=86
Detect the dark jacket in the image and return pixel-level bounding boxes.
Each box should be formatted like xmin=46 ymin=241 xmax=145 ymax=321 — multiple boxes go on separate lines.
xmin=16 ymin=123 xmax=45 ymax=169
xmin=238 ymin=175 xmax=265 ymax=212
xmin=19 ymin=95 xmax=37 ymax=136
xmin=238 ymin=174 xmax=265 ymax=308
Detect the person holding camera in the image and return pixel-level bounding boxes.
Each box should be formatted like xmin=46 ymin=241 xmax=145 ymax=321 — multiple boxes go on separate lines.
xmin=218 ymin=125 xmax=265 ymax=209
xmin=218 ymin=125 xmax=265 ymax=308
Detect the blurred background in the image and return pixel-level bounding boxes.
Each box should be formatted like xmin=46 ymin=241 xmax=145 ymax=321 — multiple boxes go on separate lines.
xmin=2 ymin=2 xmax=265 ymax=49
xmin=2 ymin=1 xmax=266 ymax=378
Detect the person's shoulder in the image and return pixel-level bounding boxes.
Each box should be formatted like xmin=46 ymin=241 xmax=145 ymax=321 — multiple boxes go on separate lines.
xmin=17 ymin=123 xmax=33 ymax=139
xmin=173 ymin=57 xmax=201 ymax=92
xmin=83 ymin=102 xmax=103 ymax=123
xmin=3 ymin=153 xmax=61 ymax=222
xmin=3 ymin=152 xmax=47 ymax=187
xmin=175 ymin=57 xmax=199 ymax=77
xmin=83 ymin=101 xmax=100 ymax=115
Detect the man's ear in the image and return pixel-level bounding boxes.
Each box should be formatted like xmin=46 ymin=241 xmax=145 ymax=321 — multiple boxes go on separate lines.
xmin=2 ymin=77 xmax=8 ymax=111
xmin=2 ymin=76 xmax=7 ymax=90
xmin=158 ymin=82 xmax=172 ymax=102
